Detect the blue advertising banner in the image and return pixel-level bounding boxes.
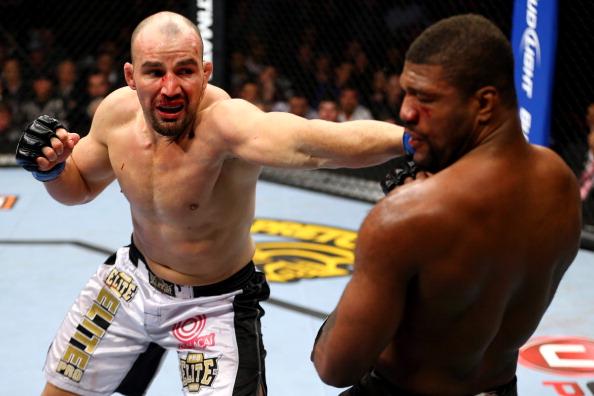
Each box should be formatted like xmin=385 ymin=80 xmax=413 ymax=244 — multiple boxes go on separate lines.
xmin=511 ymin=0 xmax=557 ymax=146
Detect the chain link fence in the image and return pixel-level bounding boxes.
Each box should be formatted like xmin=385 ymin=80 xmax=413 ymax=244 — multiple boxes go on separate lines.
xmin=1 ymin=0 xmax=593 ymax=236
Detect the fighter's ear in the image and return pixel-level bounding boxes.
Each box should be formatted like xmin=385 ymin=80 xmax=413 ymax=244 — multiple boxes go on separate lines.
xmin=202 ymin=62 xmax=213 ymax=86
xmin=475 ymin=86 xmax=498 ymax=123
xmin=124 ymin=62 xmax=136 ymax=90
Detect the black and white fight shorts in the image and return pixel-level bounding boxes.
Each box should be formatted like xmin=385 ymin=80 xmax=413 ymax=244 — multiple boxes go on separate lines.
xmin=43 ymin=241 xmax=270 ymax=395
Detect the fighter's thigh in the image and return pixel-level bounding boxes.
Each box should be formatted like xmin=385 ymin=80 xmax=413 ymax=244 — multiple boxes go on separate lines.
xmin=43 ymin=265 xmax=149 ymax=395
xmin=41 ymin=382 xmax=79 ymax=396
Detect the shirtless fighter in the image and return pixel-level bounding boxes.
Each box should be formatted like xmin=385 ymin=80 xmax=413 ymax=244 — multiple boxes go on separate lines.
xmin=15 ymin=11 xmax=409 ymax=396
xmin=311 ymin=14 xmax=582 ymax=396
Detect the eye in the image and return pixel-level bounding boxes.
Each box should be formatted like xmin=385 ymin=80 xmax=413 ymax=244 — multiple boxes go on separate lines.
xmin=146 ymin=69 xmax=164 ymax=77
xmin=178 ymin=68 xmax=195 ymax=75
xmin=416 ymin=94 xmax=434 ymax=104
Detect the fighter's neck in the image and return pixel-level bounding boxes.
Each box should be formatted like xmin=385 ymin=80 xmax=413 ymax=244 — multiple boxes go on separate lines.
xmin=473 ymin=109 xmax=524 ymax=148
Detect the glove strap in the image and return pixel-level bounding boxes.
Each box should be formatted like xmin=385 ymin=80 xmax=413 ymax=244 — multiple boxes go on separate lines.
xmin=32 ymin=162 xmax=65 ymax=182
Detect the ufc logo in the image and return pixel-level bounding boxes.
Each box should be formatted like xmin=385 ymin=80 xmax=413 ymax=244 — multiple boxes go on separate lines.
xmin=540 ymin=344 xmax=594 ymax=369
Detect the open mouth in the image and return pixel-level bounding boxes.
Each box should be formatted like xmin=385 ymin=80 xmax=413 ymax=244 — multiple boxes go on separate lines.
xmin=156 ymin=103 xmax=185 ymax=118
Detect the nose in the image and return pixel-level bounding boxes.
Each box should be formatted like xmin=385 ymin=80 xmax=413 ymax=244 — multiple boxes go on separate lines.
xmin=161 ymin=72 xmax=181 ymax=97
xmin=399 ymin=95 xmax=418 ymax=126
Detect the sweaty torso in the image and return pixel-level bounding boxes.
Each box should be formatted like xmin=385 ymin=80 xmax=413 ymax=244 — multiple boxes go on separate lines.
xmin=104 ymin=87 xmax=261 ymax=285
xmin=376 ymin=143 xmax=581 ymax=395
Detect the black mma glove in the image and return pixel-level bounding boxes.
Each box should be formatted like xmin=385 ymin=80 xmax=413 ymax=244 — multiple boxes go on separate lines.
xmin=380 ymin=156 xmax=420 ymax=195
xmin=15 ymin=115 xmax=66 ymax=182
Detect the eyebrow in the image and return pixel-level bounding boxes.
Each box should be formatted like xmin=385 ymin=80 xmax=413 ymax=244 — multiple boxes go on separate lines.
xmin=175 ymin=59 xmax=199 ymax=67
xmin=140 ymin=59 xmax=199 ymax=69
xmin=140 ymin=61 xmax=163 ymax=70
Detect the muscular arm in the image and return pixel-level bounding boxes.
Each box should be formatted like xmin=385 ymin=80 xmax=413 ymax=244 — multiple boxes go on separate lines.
xmin=43 ymin=91 xmax=123 ymax=205
xmin=311 ymin=200 xmax=418 ymax=387
xmin=213 ymin=99 xmax=405 ymax=169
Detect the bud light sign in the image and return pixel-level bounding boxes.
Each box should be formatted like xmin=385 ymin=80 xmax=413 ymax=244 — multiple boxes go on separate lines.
xmin=511 ymin=0 xmax=557 ymax=146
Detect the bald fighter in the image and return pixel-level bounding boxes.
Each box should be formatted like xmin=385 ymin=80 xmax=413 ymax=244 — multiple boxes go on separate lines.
xmin=311 ymin=14 xmax=582 ymax=396
xmin=15 ymin=11 xmax=409 ymax=396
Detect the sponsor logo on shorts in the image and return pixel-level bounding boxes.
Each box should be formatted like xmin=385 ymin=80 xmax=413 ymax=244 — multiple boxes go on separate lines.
xmin=148 ymin=270 xmax=176 ymax=296
xmin=251 ymin=218 xmax=355 ymax=282
xmin=57 ymin=288 xmax=120 ymax=382
xmin=179 ymin=352 xmax=219 ymax=393
xmin=0 ymin=194 xmax=17 ymax=210
xmin=172 ymin=315 xmax=216 ymax=350
xmin=105 ymin=268 xmax=138 ymax=301
xmin=519 ymin=336 xmax=594 ymax=376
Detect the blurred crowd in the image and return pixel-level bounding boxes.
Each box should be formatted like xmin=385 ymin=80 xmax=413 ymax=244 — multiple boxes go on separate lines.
xmin=0 ymin=28 xmax=124 ymax=153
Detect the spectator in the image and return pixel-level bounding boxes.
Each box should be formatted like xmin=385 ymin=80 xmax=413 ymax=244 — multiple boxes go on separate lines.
xmin=0 ymin=101 xmax=20 ymax=153
xmin=35 ymin=28 xmax=67 ymax=66
xmin=334 ymin=61 xmax=354 ymax=92
xmin=384 ymin=46 xmax=404 ymax=75
xmin=370 ymin=72 xmax=403 ymax=124
xmin=287 ymin=91 xmax=316 ymax=119
xmin=287 ymin=43 xmax=316 ymax=102
xmin=95 ymin=50 xmax=122 ymax=89
xmin=351 ymin=50 xmax=373 ymax=105
xmin=73 ymin=70 xmax=111 ymax=133
xmin=24 ymin=33 xmax=54 ymax=80
xmin=244 ymin=38 xmax=268 ymax=77
xmin=317 ymin=98 xmax=339 ymax=122
xmin=55 ymin=59 xmax=80 ymax=126
xmin=312 ymin=52 xmax=339 ymax=108
xmin=86 ymin=70 xmax=110 ymax=100
xmin=368 ymin=69 xmax=387 ymax=118
xmin=258 ymin=65 xmax=289 ymax=109
xmin=237 ymin=80 xmax=262 ymax=104
xmin=228 ymin=51 xmax=253 ymax=97
xmin=20 ymin=72 xmax=66 ymax=128
xmin=344 ymin=39 xmax=364 ymax=64
xmin=1 ymin=57 xmax=28 ymax=127
xmin=270 ymin=90 xmax=315 ymax=119
xmin=337 ymin=86 xmax=372 ymax=121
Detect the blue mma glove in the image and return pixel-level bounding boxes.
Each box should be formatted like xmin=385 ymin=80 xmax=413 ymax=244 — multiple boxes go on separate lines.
xmin=402 ymin=131 xmax=415 ymax=156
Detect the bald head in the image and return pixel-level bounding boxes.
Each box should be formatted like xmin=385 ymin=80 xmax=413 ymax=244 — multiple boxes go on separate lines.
xmin=131 ymin=11 xmax=203 ymax=63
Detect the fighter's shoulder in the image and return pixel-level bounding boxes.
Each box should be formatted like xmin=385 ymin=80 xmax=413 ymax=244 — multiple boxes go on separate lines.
xmin=531 ymin=144 xmax=574 ymax=175
xmin=208 ymin=84 xmax=232 ymax=99
xmin=361 ymin=181 xmax=454 ymax=254
xmin=202 ymin=84 xmax=232 ymax=109
xmin=525 ymin=145 xmax=579 ymax=193
xmin=93 ymin=86 xmax=139 ymax=125
xmin=204 ymin=95 xmax=259 ymax=136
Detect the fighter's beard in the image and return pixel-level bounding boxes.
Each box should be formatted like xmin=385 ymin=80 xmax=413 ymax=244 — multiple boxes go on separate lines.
xmin=149 ymin=112 xmax=194 ymax=142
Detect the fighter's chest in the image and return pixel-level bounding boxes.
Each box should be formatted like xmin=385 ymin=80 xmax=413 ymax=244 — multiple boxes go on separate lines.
xmin=110 ymin=139 xmax=223 ymax=214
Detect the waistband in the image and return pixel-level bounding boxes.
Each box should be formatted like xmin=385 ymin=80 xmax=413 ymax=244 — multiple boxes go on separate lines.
xmin=475 ymin=375 xmax=517 ymax=396
xmin=126 ymin=239 xmax=255 ymax=299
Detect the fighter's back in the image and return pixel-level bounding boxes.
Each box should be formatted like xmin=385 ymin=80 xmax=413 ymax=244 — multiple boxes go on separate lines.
xmin=372 ymin=141 xmax=582 ymax=395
